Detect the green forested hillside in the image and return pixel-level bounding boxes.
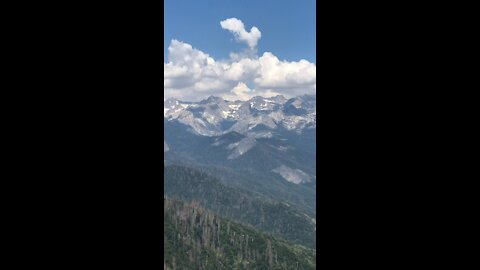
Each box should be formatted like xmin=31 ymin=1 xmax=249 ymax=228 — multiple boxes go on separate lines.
xmin=164 ymin=198 xmax=316 ymax=270
xmin=164 ymin=165 xmax=316 ymax=249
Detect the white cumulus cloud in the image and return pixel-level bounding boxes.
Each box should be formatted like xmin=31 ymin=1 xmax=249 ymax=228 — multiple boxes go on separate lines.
xmin=223 ymin=82 xmax=254 ymax=101
xmin=220 ymin=18 xmax=262 ymax=50
xmin=164 ymin=19 xmax=316 ymax=101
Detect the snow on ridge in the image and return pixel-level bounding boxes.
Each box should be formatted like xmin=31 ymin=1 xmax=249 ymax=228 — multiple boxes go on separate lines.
xmin=164 ymin=95 xmax=316 ymax=137
xmin=272 ymin=165 xmax=311 ymax=184
xmin=227 ymin=137 xmax=256 ymax=160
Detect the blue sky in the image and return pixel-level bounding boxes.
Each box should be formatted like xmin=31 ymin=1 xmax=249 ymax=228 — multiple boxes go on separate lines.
xmin=164 ymin=0 xmax=316 ymax=101
xmin=164 ymin=0 xmax=316 ymax=63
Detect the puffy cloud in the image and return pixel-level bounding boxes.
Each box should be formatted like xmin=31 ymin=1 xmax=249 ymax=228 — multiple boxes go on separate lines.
xmin=223 ymin=82 xmax=254 ymax=101
xmin=255 ymin=53 xmax=316 ymax=95
xmin=164 ymin=19 xmax=316 ymax=101
xmin=164 ymin=40 xmax=232 ymax=100
xmin=220 ymin=18 xmax=262 ymax=50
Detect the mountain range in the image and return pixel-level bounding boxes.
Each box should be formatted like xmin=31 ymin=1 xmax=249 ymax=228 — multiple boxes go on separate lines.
xmin=163 ymin=95 xmax=317 ymax=268
xmin=164 ymin=95 xmax=316 ymax=187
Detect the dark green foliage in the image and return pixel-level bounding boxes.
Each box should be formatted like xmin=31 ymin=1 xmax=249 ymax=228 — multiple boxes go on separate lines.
xmin=164 ymin=198 xmax=316 ymax=270
xmin=164 ymin=165 xmax=316 ymax=249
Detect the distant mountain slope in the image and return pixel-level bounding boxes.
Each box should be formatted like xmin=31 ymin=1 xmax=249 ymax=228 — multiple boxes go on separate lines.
xmin=195 ymin=165 xmax=316 ymax=218
xmin=164 ymin=165 xmax=316 ymax=249
xmin=164 ymin=95 xmax=316 ymax=187
xmin=164 ymin=197 xmax=316 ymax=270
xmin=164 ymin=116 xmax=316 ymax=218
xmin=164 ymin=123 xmax=316 ymax=182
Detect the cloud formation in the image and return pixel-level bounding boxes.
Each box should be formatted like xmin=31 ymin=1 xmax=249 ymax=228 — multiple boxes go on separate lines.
xmin=220 ymin=18 xmax=262 ymax=50
xmin=164 ymin=19 xmax=316 ymax=101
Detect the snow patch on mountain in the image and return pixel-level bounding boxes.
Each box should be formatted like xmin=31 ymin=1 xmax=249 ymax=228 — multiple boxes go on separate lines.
xmin=272 ymin=165 xmax=311 ymax=184
xmin=227 ymin=137 xmax=256 ymax=159
xmin=164 ymin=141 xmax=169 ymax=152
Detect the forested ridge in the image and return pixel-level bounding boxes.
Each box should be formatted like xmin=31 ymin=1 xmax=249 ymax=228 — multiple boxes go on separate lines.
xmin=164 ymin=198 xmax=316 ymax=270
xmin=164 ymin=165 xmax=316 ymax=249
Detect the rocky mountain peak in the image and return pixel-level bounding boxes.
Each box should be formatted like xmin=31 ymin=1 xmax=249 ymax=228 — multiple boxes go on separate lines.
xmin=164 ymin=95 xmax=316 ymax=137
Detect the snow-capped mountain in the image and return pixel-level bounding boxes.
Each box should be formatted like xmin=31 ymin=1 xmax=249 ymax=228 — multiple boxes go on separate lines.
xmin=164 ymin=95 xmax=316 ymax=187
xmin=164 ymin=95 xmax=316 ymax=137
